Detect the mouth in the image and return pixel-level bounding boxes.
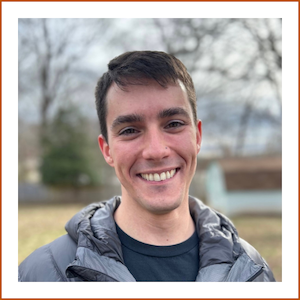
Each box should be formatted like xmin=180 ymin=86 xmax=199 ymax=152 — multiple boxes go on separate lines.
xmin=137 ymin=168 xmax=179 ymax=182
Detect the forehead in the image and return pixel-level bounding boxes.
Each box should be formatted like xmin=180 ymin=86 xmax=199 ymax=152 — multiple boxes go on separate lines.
xmin=106 ymin=80 xmax=191 ymax=120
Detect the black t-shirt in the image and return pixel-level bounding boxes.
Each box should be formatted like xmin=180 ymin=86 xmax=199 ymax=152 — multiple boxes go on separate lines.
xmin=116 ymin=223 xmax=199 ymax=281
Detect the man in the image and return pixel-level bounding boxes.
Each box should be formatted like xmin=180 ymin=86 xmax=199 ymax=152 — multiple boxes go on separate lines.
xmin=18 ymin=51 xmax=275 ymax=282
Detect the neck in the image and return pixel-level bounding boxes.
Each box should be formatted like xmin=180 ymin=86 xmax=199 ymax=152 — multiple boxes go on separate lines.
xmin=114 ymin=194 xmax=195 ymax=246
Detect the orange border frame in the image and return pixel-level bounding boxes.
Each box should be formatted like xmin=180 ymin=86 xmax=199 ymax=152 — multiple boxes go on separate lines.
xmin=2 ymin=1 xmax=299 ymax=299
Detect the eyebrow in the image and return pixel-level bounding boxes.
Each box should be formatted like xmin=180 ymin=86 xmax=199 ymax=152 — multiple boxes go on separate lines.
xmin=111 ymin=114 xmax=144 ymax=130
xmin=158 ymin=107 xmax=190 ymax=120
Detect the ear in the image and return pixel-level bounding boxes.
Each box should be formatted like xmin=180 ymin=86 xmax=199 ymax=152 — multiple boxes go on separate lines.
xmin=98 ymin=135 xmax=114 ymax=167
xmin=196 ymin=120 xmax=202 ymax=153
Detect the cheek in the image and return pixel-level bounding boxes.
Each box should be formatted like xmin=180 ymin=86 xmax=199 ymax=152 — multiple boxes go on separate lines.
xmin=177 ymin=138 xmax=198 ymax=170
xmin=111 ymin=144 xmax=136 ymax=172
xmin=176 ymin=133 xmax=198 ymax=154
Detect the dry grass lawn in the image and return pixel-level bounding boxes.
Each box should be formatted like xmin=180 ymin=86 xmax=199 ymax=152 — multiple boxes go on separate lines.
xmin=18 ymin=203 xmax=84 ymax=265
xmin=19 ymin=203 xmax=282 ymax=281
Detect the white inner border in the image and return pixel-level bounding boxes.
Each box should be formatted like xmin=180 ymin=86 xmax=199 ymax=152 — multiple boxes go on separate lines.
xmin=3 ymin=1 xmax=298 ymax=298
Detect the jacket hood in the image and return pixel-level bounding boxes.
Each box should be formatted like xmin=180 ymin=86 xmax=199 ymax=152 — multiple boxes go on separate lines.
xmin=65 ymin=196 xmax=137 ymax=281
xmin=189 ymin=197 xmax=243 ymax=269
xmin=65 ymin=197 xmax=124 ymax=264
xmin=65 ymin=197 xmax=243 ymax=269
xmin=64 ymin=196 xmax=269 ymax=282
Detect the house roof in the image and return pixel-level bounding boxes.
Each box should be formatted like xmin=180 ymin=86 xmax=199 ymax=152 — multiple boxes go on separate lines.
xmin=217 ymin=156 xmax=282 ymax=191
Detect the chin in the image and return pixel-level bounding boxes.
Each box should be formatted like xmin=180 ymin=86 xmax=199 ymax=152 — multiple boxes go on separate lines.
xmin=139 ymin=194 xmax=184 ymax=215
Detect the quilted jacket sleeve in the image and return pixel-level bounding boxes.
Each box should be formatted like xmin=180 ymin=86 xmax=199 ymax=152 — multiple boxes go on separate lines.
xmin=240 ymin=238 xmax=276 ymax=282
xmin=18 ymin=234 xmax=77 ymax=282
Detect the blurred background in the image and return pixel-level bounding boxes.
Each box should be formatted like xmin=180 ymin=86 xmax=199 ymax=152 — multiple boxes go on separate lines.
xmin=18 ymin=18 xmax=282 ymax=280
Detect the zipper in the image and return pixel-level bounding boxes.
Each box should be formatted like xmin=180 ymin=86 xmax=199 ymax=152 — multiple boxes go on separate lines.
xmin=246 ymin=267 xmax=263 ymax=282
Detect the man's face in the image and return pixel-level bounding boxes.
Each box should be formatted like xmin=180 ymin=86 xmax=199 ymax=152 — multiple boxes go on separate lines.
xmin=99 ymin=80 xmax=202 ymax=215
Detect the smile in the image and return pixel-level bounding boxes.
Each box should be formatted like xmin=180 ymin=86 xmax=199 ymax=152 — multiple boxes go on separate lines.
xmin=139 ymin=169 xmax=177 ymax=182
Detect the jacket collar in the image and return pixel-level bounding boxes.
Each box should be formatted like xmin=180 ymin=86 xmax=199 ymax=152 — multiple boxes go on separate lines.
xmin=65 ymin=196 xmax=136 ymax=281
xmin=189 ymin=196 xmax=243 ymax=269
xmin=65 ymin=196 xmax=262 ymax=282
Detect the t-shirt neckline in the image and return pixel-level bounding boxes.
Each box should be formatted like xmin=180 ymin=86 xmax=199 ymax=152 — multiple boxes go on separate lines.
xmin=115 ymin=222 xmax=199 ymax=258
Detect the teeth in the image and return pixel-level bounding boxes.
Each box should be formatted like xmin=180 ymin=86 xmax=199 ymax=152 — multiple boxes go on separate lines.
xmin=140 ymin=169 xmax=177 ymax=182
xmin=154 ymin=173 xmax=160 ymax=181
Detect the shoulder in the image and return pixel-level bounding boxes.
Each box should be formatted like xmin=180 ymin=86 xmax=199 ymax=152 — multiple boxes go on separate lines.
xmin=240 ymin=238 xmax=276 ymax=282
xmin=18 ymin=234 xmax=77 ymax=282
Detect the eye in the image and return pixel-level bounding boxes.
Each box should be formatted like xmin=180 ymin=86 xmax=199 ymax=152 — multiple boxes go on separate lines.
xmin=119 ymin=127 xmax=138 ymax=136
xmin=166 ymin=121 xmax=184 ymax=129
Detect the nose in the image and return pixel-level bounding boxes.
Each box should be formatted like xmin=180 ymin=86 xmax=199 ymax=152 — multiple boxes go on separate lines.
xmin=142 ymin=128 xmax=169 ymax=161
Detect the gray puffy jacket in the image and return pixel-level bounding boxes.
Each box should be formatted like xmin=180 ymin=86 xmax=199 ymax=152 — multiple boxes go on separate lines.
xmin=18 ymin=196 xmax=276 ymax=282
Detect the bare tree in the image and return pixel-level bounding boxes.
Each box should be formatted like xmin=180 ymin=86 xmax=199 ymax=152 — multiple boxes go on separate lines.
xmin=18 ymin=18 xmax=110 ymax=145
